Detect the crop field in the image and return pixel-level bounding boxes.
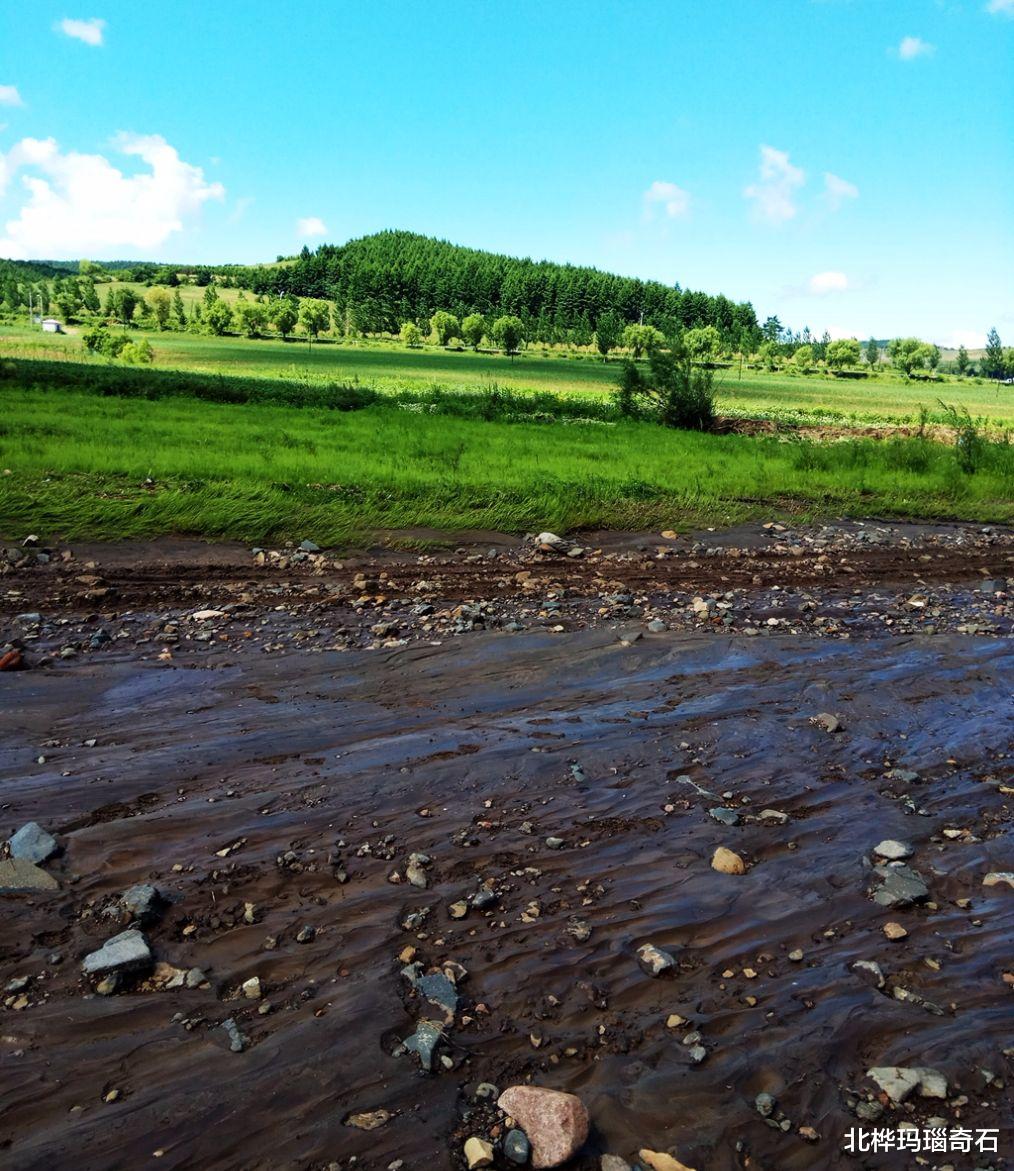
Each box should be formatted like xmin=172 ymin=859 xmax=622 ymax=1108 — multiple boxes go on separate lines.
xmin=2 ymin=323 xmax=1011 ymax=427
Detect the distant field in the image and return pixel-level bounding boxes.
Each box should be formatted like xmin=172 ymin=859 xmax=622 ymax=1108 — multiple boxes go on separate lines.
xmin=1 ymin=323 xmax=1011 ymax=426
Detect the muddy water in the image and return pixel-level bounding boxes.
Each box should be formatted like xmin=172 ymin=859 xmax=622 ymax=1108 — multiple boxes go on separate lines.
xmin=1 ymin=630 xmax=1012 ymax=1170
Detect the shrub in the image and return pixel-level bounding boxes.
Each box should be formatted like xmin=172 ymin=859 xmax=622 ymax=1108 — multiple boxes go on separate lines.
xmin=613 ymin=348 xmax=716 ymax=430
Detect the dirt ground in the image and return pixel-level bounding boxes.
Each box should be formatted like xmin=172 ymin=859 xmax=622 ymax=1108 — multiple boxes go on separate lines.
xmin=1 ymin=522 xmax=1012 ymax=1171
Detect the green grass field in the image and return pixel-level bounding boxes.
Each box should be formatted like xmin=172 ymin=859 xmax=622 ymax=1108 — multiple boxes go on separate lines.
xmin=1 ymin=378 xmax=1011 ymax=544
xmin=2 ymin=322 xmax=1011 ymax=427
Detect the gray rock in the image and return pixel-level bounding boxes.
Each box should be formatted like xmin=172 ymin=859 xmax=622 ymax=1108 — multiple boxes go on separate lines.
xmin=0 ymin=858 xmax=59 ymax=892
xmin=637 ymin=942 xmax=676 ymax=976
xmin=755 ymin=1092 xmax=776 ymax=1117
xmin=852 ymin=960 xmax=886 ymax=988
xmin=709 ymin=807 xmax=740 ymax=826
xmin=545 ymin=836 xmax=565 ymax=850
xmin=504 ymin=1129 xmax=531 ymax=1164
xmin=8 ymin=822 xmax=58 ymax=864
xmin=872 ymin=863 xmax=929 ymax=908
xmin=120 ymin=883 xmax=162 ymax=923
xmin=220 ymin=1017 xmax=248 ymax=1053
xmin=406 ymin=852 xmax=431 ymax=888
xmin=873 ymin=839 xmax=914 ymax=861
xmin=757 ymin=809 xmax=789 ymax=825
xmin=402 ymin=965 xmax=458 ymax=1022
xmin=600 ymin=1158 xmax=631 ymax=1171
xmin=647 ymin=620 xmax=667 ymax=633
xmin=82 ymin=929 xmax=152 ymax=978
xmin=867 ymin=1065 xmax=947 ymax=1103
xmin=299 ymin=539 xmax=321 ymax=552
xmin=403 ymin=1019 xmax=443 ymax=1071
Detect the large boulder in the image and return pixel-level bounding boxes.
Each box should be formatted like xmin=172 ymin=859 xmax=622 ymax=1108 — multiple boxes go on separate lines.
xmin=497 ymin=1086 xmax=589 ymax=1169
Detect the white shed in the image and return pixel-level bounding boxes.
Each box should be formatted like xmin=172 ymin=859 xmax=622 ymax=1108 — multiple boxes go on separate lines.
xmin=41 ymin=318 xmax=64 ymax=333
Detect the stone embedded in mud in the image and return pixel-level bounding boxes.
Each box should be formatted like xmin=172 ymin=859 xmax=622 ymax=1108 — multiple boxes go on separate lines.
xmin=709 ymin=807 xmax=739 ymax=826
xmin=711 ymin=846 xmax=746 ymax=875
xmin=82 ymin=930 xmax=152 ymax=979
xmin=464 ymin=1137 xmax=495 ymax=1168
xmin=983 ymin=871 xmax=1014 ymax=889
xmin=345 ymin=1108 xmax=391 ymax=1130
xmin=852 ymin=960 xmax=885 ymax=989
xmin=406 ymin=852 xmax=431 ymax=888
xmin=637 ymin=943 xmax=676 ymax=976
xmin=8 ymin=822 xmax=59 ymax=864
xmin=873 ymin=840 xmax=914 ymax=861
xmin=883 ymin=922 xmax=908 ymax=940
xmin=810 ymin=712 xmax=842 ymax=733
xmin=600 ymin=1157 xmax=631 ymax=1171
xmin=120 ymin=883 xmax=163 ymax=923
xmin=638 ymin=1151 xmax=697 ymax=1171
xmin=403 ymin=1019 xmax=444 ymax=1071
xmin=497 ymin=1086 xmax=589 ymax=1169
xmin=871 ymin=863 xmax=929 ymax=908
xmin=220 ymin=1017 xmax=248 ymax=1053
xmin=867 ymin=1066 xmax=948 ymax=1103
xmin=504 ymin=1128 xmax=531 ymax=1164
xmin=755 ymin=1092 xmax=776 ymax=1117
xmin=0 ymin=858 xmax=59 ymax=892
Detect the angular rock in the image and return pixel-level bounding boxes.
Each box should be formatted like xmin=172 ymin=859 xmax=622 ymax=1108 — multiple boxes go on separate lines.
xmin=403 ymin=1019 xmax=443 ymax=1071
xmin=708 ymin=807 xmax=739 ymax=827
xmin=120 ymin=883 xmax=162 ymax=923
xmin=81 ymin=930 xmax=152 ymax=979
xmin=0 ymin=858 xmax=59 ymax=892
xmin=867 ymin=1065 xmax=947 ymax=1103
xmin=497 ymin=1086 xmax=589 ymax=1169
xmin=464 ymin=1137 xmax=494 ymax=1169
xmin=711 ymin=846 xmax=746 ymax=875
xmin=8 ymin=822 xmax=58 ymax=864
xmin=811 ymin=712 xmax=842 ymax=733
xmin=637 ymin=943 xmax=676 ymax=976
xmin=345 ymin=1108 xmax=391 ymax=1130
xmin=871 ymin=863 xmax=929 ymax=908
xmin=220 ymin=1017 xmax=248 ymax=1053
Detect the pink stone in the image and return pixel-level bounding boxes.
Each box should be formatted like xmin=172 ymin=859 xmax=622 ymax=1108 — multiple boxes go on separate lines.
xmin=497 ymin=1085 xmax=589 ymax=1168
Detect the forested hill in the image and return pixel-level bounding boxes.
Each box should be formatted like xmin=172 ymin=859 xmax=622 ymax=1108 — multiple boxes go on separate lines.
xmin=228 ymin=230 xmax=760 ymax=348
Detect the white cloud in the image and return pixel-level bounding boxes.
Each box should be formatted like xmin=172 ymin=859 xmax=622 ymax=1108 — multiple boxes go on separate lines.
xmin=296 ymin=216 xmax=327 ymax=238
xmin=808 ymin=271 xmax=849 ymax=295
xmin=822 ymin=171 xmax=858 ymax=210
xmin=0 ymin=85 xmax=24 ymax=108
xmin=986 ymin=0 xmax=1014 ymax=15
xmin=897 ymin=35 xmax=934 ymax=59
xmin=0 ymin=132 xmax=224 ymax=258
xmin=56 ymin=18 xmax=106 ymax=46
xmin=938 ymin=329 xmax=985 ymax=349
xmin=643 ymin=180 xmax=691 ymax=220
xmin=744 ymin=145 xmax=805 ymax=223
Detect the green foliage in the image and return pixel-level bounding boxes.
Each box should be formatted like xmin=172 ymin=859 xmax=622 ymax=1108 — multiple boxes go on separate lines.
xmin=955 ymin=345 xmax=969 ymax=376
xmin=793 ymin=344 xmax=813 ymax=368
xmin=888 ymin=337 xmax=937 ymax=377
xmin=595 ymin=311 xmax=623 ymax=360
xmin=171 ymin=289 xmax=188 ymax=330
xmin=491 ymin=314 xmax=525 ymax=355
xmin=299 ymin=299 xmax=331 ymax=339
xmin=146 ymin=287 xmax=172 ymax=330
xmin=430 ymin=310 xmax=460 ymax=346
xmin=234 ymin=299 xmax=268 ymax=338
xmin=826 ymin=338 xmax=861 ymax=370
xmin=271 ymin=296 xmax=299 ymax=339
xmin=614 ymin=346 xmax=716 ymax=430
xmin=120 ymin=338 xmax=155 ymax=366
xmin=204 ymin=299 xmax=234 ymax=335
xmin=460 ymin=313 xmax=486 ymax=349
xmin=984 ymin=327 xmax=1004 ymax=378
xmin=866 ymin=338 xmax=880 ymax=368
xmin=108 ymin=286 xmax=140 ymax=326
xmin=400 ymin=321 xmax=422 ymax=347
xmin=621 ymin=323 xmax=666 ymax=359
xmin=684 ymin=325 xmax=722 ymax=362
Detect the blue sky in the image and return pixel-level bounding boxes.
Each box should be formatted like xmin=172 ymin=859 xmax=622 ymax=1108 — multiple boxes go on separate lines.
xmin=1 ymin=0 xmax=1011 ymax=345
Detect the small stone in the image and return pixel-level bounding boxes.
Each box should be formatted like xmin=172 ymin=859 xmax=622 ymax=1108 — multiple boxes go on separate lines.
xmin=241 ymin=977 xmax=261 ymax=1000
xmin=711 ymin=847 xmax=746 ymax=875
xmin=8 ymin=822 xmax=58 ymax=864
xmin=299 ymin=539 xmax=321 ymax=552
xmin=464 ymin=1137 xmax=494 ymax=1169
xmin=637 ymin=943 xmax=676 ymax=976
xmin=505 ymin=1129 xmax=531 ymax=1164
xmin=883 ymin=922 xmax=908 ymax=940
xmin=647 ymin=620 xmax=667 ymax=633
xmin=788 ymin=949 xmax=804 ymax=962
xmin=345 ymin=1108 xmax=391 ymax=1130
xmin=798 ymin=1126 xmax=819 ymax=1143
xmin=600 ymin=1158 xmax=631 ymax=1171
xmin=755 ymin=1092 xmax=776 ymax=1117
xmin=811 ymin=712 xmax=842 ymax=733
xmin=120 ymin=884 xmax=162 ymax=923
xmin=403 ymin=1019 xmax=443 ymax=1071
xmin=545 ymin=836 xmax=565 ymax=850
xmin=295 ymin=925 xmax=316 ymax=943
xmin=220 ymin=1017 xmax=247 ymax=1053
xmin=708 ymin=807 xmax=739 ymax=826
xmin=871 ymin=863 xmax=928 ymax=908
xmin=867 ymin=1066 xmax=947 ymax=1103
xmin=873 ymin=840 xmax=914 ymax=861
xmin=497 ymin=1086 xmax=589 ymax=1169
xmin=757 ymin=809 xmax=789 ymax=825
xmin=449 ymin=901 xmax=469 ymax=920
xmin=983 ymin=872 xmax=1014 ymax=889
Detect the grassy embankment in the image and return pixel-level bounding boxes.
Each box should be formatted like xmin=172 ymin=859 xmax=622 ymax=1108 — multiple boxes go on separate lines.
xmin=2 ymin=322 xmax=1011 ymax=428
xmin=1 ymin=353 xmax=1011 ymax=544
